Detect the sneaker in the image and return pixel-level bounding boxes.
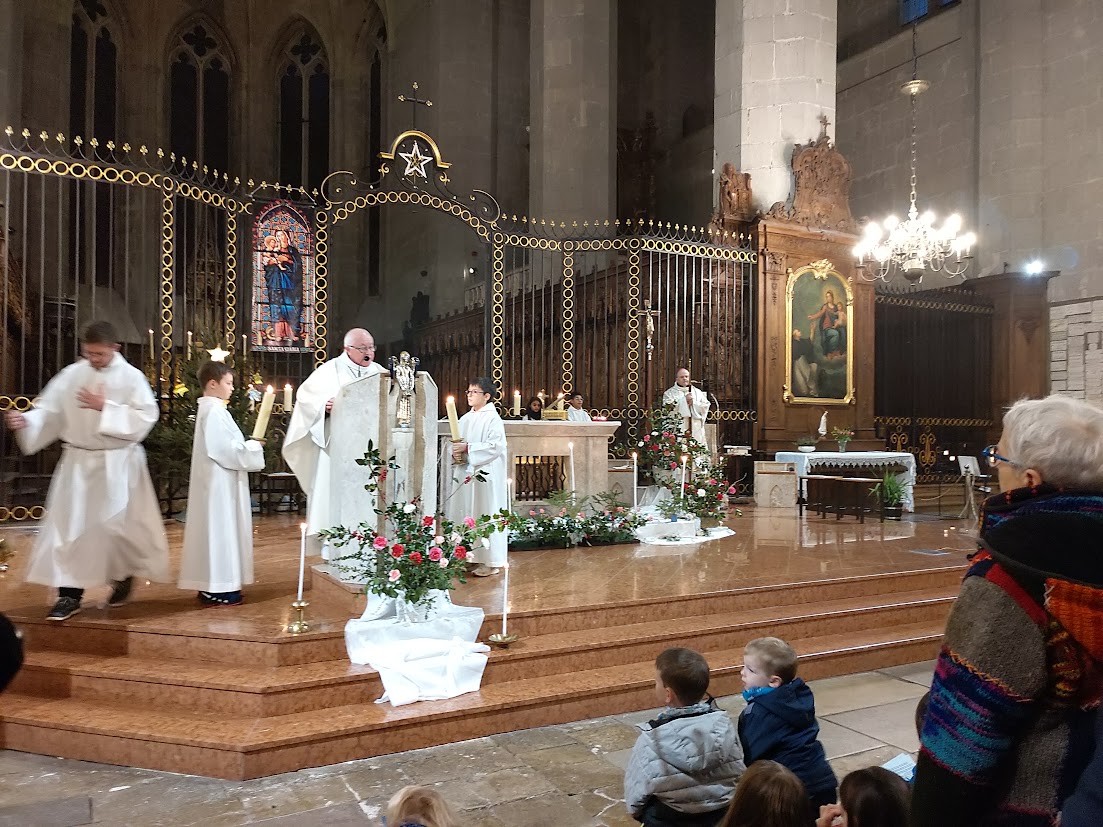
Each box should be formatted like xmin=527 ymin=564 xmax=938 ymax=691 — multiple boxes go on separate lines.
xmin=197 ymin=590 xmax=244 ymax=606
xmin=107 ymin=576 xmax=134 ymax=607
xmin=46 ymin=596 xmax=82 ymax=621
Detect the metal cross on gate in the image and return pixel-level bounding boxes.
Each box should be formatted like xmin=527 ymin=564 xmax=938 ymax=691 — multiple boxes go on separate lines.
xmin=397 ymin=81 xmax=433 ymax=129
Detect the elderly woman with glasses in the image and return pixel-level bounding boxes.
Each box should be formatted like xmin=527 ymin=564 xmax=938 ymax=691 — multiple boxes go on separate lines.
xmin=912 ymin=395 xmax=1103 ymax=827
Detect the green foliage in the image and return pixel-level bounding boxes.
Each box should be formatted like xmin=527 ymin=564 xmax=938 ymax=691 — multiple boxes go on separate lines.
xmin=796 ymin=434 xmax=819 ymax=447
xmin=871 ymin=471 xmax=906 ymax=506
xmin=144 ymin=331 xmax=266 ymax=512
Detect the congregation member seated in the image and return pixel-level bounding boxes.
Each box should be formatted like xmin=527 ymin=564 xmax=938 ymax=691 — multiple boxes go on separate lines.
xmin=624 ymin=647 xmax=745 ymax=826
xmin=738 ymin=637 xmax=837 ymax=818
xmin=717 ymin=760 xmax=809 ymax=827
xmin=384 ymin=785 xmax=458 ymax=827
xmin=815 ymin=767 xmax=910 ymax=827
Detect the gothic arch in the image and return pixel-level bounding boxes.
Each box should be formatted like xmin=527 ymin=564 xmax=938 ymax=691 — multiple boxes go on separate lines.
xmin=270 ymin=17 xmax=331 ymax=191
xmin=164 ymin=14 xmax=238 ymax=76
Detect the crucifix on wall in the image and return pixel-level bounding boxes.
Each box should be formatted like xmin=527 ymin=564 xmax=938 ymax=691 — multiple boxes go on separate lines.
xmin=397 ymin=81 xmax=433 ymax=129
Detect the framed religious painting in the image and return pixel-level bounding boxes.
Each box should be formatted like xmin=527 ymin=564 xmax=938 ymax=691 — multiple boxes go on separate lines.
xmin=250 ymin=200 xmax=316 ymax=353
xmin=783 ymin=260 xmax=855 ymax=405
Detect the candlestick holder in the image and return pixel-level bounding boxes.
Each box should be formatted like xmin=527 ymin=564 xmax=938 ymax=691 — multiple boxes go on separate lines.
xmin=487 ymin=632 xmax=519 ymax=648
xmin=286 ymin=599 xmax=310 ymax=634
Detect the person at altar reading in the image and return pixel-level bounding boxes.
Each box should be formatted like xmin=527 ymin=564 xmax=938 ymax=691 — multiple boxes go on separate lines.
xmin=525 ymin=395 xmax=543 ymax=420
xmin=283 ymin=327 xmax=387 ymax=554
xmin=662 ymin=367 xmax=711 ymax=446
xmin=449 ymin=377 xmax=509 ymax=577
xmin=567 ymin=392 xmax=592 ymax=423
xmin=3 ymin=321 xmax=170 ymax=621
xmin=178 ymin=361 xmax=266 ymax=606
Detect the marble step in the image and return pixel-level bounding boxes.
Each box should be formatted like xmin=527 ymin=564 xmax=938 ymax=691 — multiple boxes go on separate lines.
xmin=0 ymin=621 xmax=942 ymax=780
xmin=12 ymin=585 xmax=955 ymax=717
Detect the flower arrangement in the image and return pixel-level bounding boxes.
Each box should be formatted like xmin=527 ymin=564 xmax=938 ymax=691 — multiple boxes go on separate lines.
xmin=580 ymin=491 xmax=648 ymax=545
xmin=636 ymin=403 xmax=709 ymax=483
xmin=502 ymin=490 xmax=647 ymax=549
xmin=655 ymin=470 xmax=740 ymax=524
xmin=319 ymin=441 xmax=499 ymax=608
xmin=796 ymin=434 xmax=819 ymax=447
xmin=831 ymin=426 xmax=854 ymax=445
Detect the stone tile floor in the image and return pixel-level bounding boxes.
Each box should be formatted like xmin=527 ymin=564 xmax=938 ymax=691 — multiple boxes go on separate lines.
xmin=0 ymin=662 xmax=933 ymax=826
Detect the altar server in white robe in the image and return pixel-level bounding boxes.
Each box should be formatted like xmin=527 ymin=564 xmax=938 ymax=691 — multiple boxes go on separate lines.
xmin=566 ymin=392 xmax=592 ymax=423
xmin=283 ymin=328 xmax=386 ymax=554
xmin=449 ymin=377 xmax=509 ymax=576
xmin=178 ymin=361 xmax=266 ymax=605
xmin=3 ymin=321 xmax=169 ymax=621
xmin=662 ymin=367 xmax=711 ymax=446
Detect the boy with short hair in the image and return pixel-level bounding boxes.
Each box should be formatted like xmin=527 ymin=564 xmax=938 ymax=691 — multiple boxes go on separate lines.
xmin=624 ymin=647 xmax=746 ymax=827
xmin=178 ymin=361 xmax=266 ymax=606
xmin=738 ymin=637 xmax=838 ymax=814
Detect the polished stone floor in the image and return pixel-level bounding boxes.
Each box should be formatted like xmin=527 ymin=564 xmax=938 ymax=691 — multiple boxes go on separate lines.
xmin=0 ymin=661 xmax=933 ymax=826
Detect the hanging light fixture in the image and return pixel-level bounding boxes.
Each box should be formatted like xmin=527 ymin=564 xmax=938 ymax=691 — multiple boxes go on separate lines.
xmin=854 ymin=26 xmax=975 ymax=284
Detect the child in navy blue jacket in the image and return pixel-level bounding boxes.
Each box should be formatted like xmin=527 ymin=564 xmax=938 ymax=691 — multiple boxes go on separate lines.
xmin=737 ymin=636 xmax=837 ymax=816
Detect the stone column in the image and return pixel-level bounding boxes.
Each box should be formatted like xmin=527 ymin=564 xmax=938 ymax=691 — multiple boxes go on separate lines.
xmin=529 ymin=0 xmax=617 ymax=221
xmin=714 ymin=0 xmax=837 ymax=210
xmin=0 ymin=0 xmax=22 ymax=127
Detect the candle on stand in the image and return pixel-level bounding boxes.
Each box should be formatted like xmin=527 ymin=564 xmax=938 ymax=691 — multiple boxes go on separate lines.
xmin=296 ymin=522 xmax=307 ymax=601
xmin=680 ymin=454 xmax=688 ymax=498
xmin=513 ymin=389 xmax=521 ymax=417
xmin=507 ymin=477 xmax=514 ymax=512
xmin=501 ymin=562 xmax=510 ymax=636
xmin=252 ymin=385 xmax=275 ymax=439
xmin=568 ymin=442 xmax=576 ymax=493
xmin=186 ymin=330 xmax=193 ymax=359
xmin=537 ymin=390 xmax=545 ymax=405
xmin=241 ymin=333 xmax=248 ymax=354
xmin=283 ymin=383 xmax=293 ymax=411
xmin=631 ymin=452 xmax=639 ymax=510
xmin=445 ymin=396 xmax=462 ymax=440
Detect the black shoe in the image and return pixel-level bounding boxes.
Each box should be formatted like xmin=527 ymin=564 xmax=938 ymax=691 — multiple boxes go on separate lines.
xmin=46 ymin=596 xmax=82 ymax=621
xmin=198 ymin=590 xmax=243 ymax=606
xmin=107 ymin=576 xmax=134 ymax=607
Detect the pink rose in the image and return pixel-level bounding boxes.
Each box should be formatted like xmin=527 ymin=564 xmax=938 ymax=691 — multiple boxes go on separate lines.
xmin=708 ymin=479 xmax=717 ymax=486
xmin=669 ymin=461 xmax=677 ymax=469
xmin=727 ymin=485 xmax=737 ymax=495
xmin=429 ymin=547 xmax=443 ymax=562
xmin=463 ymin=516 xmax=476 ymax=528
xmin=372 ymin=535 xmax=388 ymax=550
xmin=529 ymin=509 xmax=537 ymax=516
xmin=642 ymin=434 xmax=650 ymax=442
xmin=388 ymin=569 xmax=401 ymax=582
xmin=409 ymin=551 xmax=423 ymax=564
xmin=539 ymin=508 xmax=546 ymax=515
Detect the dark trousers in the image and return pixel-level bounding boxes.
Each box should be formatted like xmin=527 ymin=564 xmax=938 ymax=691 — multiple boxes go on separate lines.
xmin=639 ymin=797 xmax=727 ymax=827
xmin=58 ymin=587 xmax=84 ymax=600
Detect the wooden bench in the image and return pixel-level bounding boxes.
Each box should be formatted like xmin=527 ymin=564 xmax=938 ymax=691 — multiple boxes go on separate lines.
xmin=801 ymin=475 xmax=883 ymax=523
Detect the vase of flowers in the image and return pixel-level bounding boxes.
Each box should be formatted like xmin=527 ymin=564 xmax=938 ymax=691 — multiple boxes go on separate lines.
xmin=320 ymin=441 xmax=500 ymax=615
xmin=831 ymin=426 xmax=854 ymax=452
xmin=637 ymin=403 xmax=710 ymax=488
xmin=796 ymin=435 xmax=818 ymax=453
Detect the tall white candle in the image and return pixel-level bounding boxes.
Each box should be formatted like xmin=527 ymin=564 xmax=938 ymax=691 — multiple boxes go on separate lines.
xmin=568 ymin=442 xmax=576 ymax=492
xmin=445 ymin=396 xmax=462 ymax=440
xmin=252 ymin=385 xmax=275 ymax=439
xmin=148 ymin=328 xmax=154 ymax=358
xmin=513 ymin=389 xmax=521 ymax=417
xmin=296 ymin=522 xmax=307 ymax=601
xmin=186 ymin=330 xmax=193 ymax=359
xmin=283 ymin=383 xmax=293 ymax=411
xmin=241 ymin=333 xmax=248 ymax=355
xmin=501 ymin=562 xmax=510 ymax=635
xmin=631 ymin=452 xmax=639 ymax=510
xmin=507 ymin=477 xmax=514 ymax=512
xmin=680 ymin=454 xmax=688 ymax=498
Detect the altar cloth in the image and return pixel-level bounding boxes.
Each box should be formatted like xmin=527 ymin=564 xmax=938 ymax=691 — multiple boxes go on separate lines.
xmin=774 ymin=450 xmax=917 ymax=511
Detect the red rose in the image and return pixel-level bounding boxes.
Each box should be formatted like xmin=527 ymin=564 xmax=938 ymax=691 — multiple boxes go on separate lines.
xmin=669 ymin=461 xmax=677 ymax=469
xmin=716 ymin=492 xmax=724 ymax=500
xmin=409 ymin=551 xmax=423 ymax=564
xmin=422 ymin=515 xmax=435 ymax=527
xmin=391 ymin=543 xmax=405 ymax=556
xmin=378 ymin=470 xmax=388 ymax=481
xmin=454 ymin=546 xmax=468 ymax=561
xmin=429 ymin=547 xmax=443 ymax=562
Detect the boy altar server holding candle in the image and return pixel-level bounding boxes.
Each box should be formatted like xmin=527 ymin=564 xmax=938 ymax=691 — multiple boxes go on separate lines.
xmin=179 ymin=361 xmax=266 ymax=605
xmin=449 ymin=377 xmax=508 ymax=577
xmin=3 ymin=321 xmax=169 ymax=621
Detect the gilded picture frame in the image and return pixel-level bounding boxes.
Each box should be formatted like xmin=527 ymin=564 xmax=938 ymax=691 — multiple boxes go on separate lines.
xmin=783 ymin=259 xmax=855 ymax=405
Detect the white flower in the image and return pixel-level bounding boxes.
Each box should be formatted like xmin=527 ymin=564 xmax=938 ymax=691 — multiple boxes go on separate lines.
xmin=402 ymin=503 xmax=416 ymax=514
xmin=696 ymin=488 xmax=706 ymax=497
xmin=388 ymin=569 xmax=401 ymax=582
xmin=651 ymin=431 xmax=658 ymax=436
xmin=450 ymin=532 xmax=462 ymax=544
xmin=638 ymin=441 xmax=644 ymax=447
xmin=439 ymin=557 xmax=449 ymax=568
xmin=434 ymin=535 xmax=445 ymax=545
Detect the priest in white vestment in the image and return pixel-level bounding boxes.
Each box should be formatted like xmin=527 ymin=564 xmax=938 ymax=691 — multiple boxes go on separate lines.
xmin=3 ymin=321 xmax=169 ymax=621
xmin=178 ymin=361 xmax=266 ymax=605
xmin=566 ymin=392 xmax=592 ymax=423
xmin=448 ymin=377 xmax=509 ymax=576
xmin=283 ymin=328 xmax=387 ymax=554
xmin=662 ymin=367 xmax=711 ymax=446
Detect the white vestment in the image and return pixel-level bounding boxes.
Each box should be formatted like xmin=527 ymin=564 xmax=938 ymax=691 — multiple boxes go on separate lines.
xmin=283 ymin=353 xmax=387 ymax=551
xmin=447 ymin=406 xmax=508 ymax=567
xmin=662 ymin=383 xmax=711 ymax=446
xmin=16 ymin=354 xmax=169 ymax=589
xmin=567 ymin=406 xmax=592 ymax=423
xmin=178 ymin=398 xmax=265 ymax=592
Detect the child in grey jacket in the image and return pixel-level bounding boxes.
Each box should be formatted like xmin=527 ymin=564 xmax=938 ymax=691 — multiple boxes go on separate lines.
xmin=624 ymin=648 xmax=746 ymax=827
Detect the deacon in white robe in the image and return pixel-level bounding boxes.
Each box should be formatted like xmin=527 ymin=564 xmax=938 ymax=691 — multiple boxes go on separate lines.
xmin=662 ymin=367 xmax=711 ymax=446
xmin=179 ymin=363 xmax=266 ymax=601
xmin=566 ymin=393 xmax=592 ymax=423
xmin=283 ymin=328 xmax=386 ymax=553
xmin=448 ymin=379 xmax=509 ymax=574
xmin=4 ymin=322 xmax=168 ymax=619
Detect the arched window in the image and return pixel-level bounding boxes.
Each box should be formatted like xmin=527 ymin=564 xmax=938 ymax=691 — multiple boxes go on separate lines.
xmin=277 ymin=26 xmax=330 ymax=191
xmin=169 ymin=20 xmax=231 ymax=173
xmin=70 ymin=0 xmax=118 ymax=142
xmin=367 ymin=31 xmax=384 ymax=296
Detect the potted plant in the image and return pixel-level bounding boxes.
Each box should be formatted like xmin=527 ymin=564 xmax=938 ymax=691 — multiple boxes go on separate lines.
xmin=831 ymin=426 xmax=854 ymax=452
xmin=871 ymin=472 xmax=906 ymax=519
xmin=580 ymin=492 xmax=647 ymax=546
xmin=796 ymin=434 xmax=818 ymax=453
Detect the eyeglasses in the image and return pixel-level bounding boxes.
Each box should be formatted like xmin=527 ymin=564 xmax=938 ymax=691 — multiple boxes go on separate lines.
xmin=345 ymin=345 xmax=375 ymax=354
xmin=981 ymin=445 xmax=1021 ymax=468
xmin=466 ymin=389 xmax=488 ymax=395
